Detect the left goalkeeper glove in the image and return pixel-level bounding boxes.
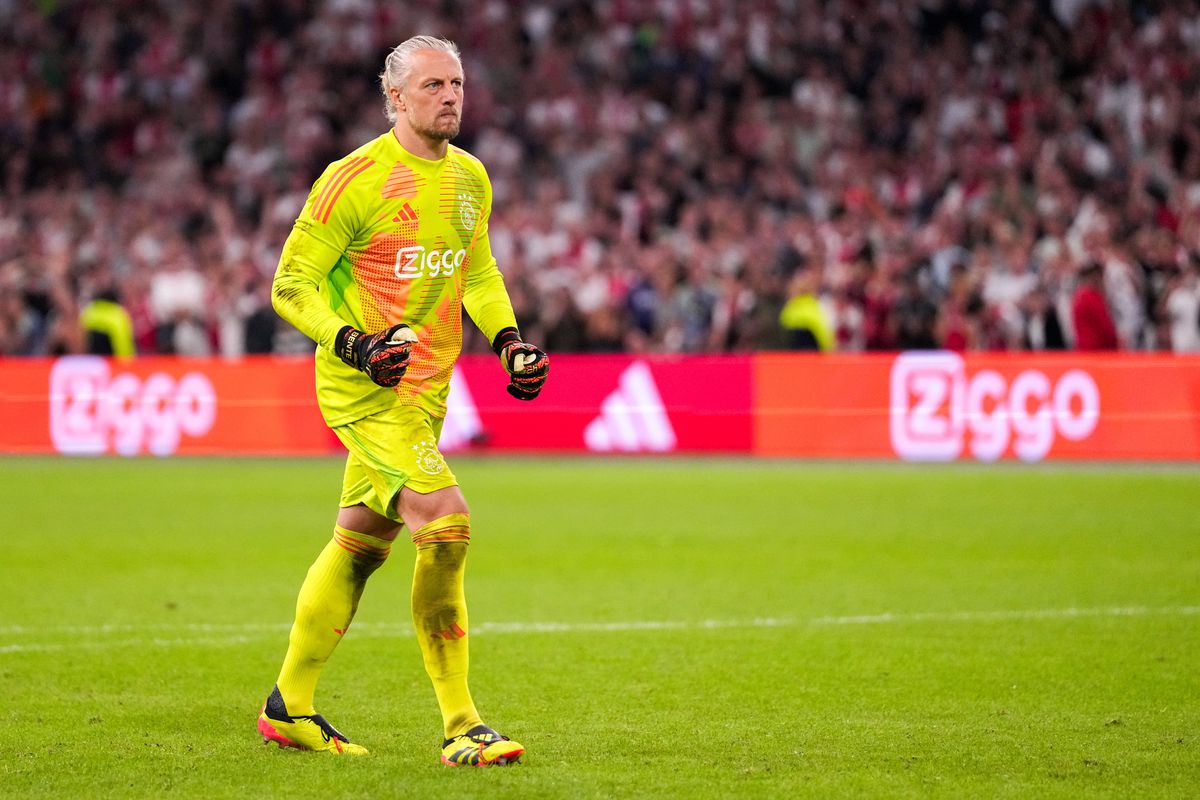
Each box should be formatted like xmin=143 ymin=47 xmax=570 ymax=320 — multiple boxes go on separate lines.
xmin=492 ymin=327 xmax=549 ymax=401
xmin=334 ymin=323 xmax=418 ymax=387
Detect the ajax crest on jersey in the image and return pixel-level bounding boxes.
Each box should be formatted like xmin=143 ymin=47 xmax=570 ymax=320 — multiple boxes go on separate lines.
xmin=458 ymin=193 xmax=478 ymax=231
xmin=413 ymin=440 xmax=447 ymax=475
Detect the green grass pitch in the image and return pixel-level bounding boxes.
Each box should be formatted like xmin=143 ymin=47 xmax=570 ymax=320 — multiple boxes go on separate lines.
xmin=0 ymin=456 xmax=1197 ymax=799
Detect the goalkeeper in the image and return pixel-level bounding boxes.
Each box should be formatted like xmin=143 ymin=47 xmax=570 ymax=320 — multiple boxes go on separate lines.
xmin=257 ymin=35 xmax=547 ymax=767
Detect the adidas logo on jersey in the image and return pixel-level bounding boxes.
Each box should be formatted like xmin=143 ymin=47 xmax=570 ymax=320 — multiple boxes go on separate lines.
xmin=393 ymin=202 xmax=417 ymax=223
xmin=584 ymin=362 xmax=677 ymax=452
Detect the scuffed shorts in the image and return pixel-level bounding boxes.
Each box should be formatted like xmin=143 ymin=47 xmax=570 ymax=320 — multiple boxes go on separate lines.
xmin=333 ymin=404 xmax=458 ymax=523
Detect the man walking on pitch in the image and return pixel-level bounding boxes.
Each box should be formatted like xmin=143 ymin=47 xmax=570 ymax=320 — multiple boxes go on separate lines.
xmin=258 ymin=35 xmax=548 ymax=766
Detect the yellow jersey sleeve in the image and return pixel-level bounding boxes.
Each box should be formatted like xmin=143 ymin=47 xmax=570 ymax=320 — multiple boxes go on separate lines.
xmin=462 ymin=161 xmax=520 ymax=344
xmin=272 ymin=155 xmax=378 ymax=351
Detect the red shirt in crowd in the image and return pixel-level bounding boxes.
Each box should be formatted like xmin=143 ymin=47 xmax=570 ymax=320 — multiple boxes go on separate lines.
xmin=1072 ymin=284 xmax=1119 ymax=350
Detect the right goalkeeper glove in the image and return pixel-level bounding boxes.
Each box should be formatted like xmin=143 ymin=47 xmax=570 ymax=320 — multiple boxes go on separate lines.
xmin=335 ymin=323 xmax=418 ymax=387
xmin=492 ymin=327 xmax=549 ymax=400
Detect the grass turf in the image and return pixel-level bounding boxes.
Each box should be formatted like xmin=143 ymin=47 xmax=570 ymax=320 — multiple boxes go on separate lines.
xmin=0 ymin=456 xmax=1196 ymax=798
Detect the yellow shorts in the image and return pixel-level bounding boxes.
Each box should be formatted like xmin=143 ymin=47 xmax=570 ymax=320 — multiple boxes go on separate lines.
xmin=333 ymin=404 xmax=458 ymax=523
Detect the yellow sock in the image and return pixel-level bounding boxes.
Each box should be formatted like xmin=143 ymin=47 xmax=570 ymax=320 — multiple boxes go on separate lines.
xmin=275 ymin=526 xmax=391 ymax=715
xmin=411 ymin=513 xmax=482 ymax=739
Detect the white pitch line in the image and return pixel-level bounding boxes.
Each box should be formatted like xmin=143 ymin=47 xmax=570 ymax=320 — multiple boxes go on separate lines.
xmin=0 ymin=622 xmax=293 ymax=636
xmin=1 ymin=606 xmax=1197 ymax=655
xmin=808 ymin=605 xmax=1200 ymax=626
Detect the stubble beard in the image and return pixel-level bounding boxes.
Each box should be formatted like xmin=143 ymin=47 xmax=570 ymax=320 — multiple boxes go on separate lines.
xmin=412 ymin=111 xmax=460 ymax=143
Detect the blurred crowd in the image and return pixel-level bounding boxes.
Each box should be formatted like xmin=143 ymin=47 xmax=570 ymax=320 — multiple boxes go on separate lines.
xmin=2 ymin=0 xmax=1200 ymax=358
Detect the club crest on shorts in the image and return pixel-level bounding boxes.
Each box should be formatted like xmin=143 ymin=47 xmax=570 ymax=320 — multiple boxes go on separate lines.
xmin=412 ymin=440 xmax=447 ymax=475
xmin=458 ymin=193 xmax=478 ymax=231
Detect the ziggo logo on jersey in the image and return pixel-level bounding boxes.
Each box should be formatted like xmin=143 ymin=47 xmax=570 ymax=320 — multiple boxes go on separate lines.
xmin=889 ymin=353 xmax=1100 ymax=462
xmin=50 ymin=357 xmax=217 ymax=456
xmin=394 ymin=246 xmax=466 ymax=279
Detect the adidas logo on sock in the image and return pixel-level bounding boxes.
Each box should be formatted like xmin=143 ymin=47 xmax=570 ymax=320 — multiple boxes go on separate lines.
xmin=584 ymin=361 xmax=677 ymax=452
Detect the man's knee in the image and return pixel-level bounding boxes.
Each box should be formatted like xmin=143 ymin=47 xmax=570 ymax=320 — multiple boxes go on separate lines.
xmin=398 ymin=485 xmax=469 ymax=533
xmin=336 ymin=503 xmax=402 ymax=541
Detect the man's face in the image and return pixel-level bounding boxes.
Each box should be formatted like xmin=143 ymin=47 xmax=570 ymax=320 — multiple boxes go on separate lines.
xmin=394 ymin=50 xmax=463 ymax=142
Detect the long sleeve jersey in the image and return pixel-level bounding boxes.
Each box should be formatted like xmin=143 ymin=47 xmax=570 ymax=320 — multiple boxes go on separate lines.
xmin=272 ymin=131 xmax=518 ymax=425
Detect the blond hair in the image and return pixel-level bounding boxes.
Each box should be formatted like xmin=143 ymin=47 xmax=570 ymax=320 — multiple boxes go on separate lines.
xmin=379 ymin=35 xmax=462 ymax=123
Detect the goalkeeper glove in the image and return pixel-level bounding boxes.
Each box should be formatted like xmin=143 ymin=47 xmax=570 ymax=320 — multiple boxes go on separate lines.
xmin=335 ymin=323 xmax=418 ymax=387
xmin=492 ymin=327 xmax=549 ymax=400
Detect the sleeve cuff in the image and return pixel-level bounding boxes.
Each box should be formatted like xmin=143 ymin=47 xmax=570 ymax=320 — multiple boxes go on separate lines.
xmin=490 ymin=326 xmax=521 ymax=356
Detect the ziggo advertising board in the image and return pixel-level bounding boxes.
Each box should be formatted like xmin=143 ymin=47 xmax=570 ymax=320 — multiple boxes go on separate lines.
xmin=0 ymin=353 xmax=1196 ymax=460
xmin=0 ymin=356 xmax=332 ymax=456
xmin=755 ymin=352 xmax=1200 ymax=461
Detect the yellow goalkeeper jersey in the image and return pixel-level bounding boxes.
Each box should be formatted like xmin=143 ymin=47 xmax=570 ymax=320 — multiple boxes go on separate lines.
xmin=273 ymin=131 xmax=518 ymax=426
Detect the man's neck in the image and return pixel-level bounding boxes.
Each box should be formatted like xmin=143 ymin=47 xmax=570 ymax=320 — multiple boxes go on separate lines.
xmin=392 ymin=126 xmax=448 ymax=161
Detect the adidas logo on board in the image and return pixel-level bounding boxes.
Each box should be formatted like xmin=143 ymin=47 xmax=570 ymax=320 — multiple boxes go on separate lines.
xmin=584 ymin=361 xmax=677 ymax=452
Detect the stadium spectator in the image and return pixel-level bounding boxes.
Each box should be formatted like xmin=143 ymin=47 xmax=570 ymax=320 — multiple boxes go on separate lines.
xmin=1021 ymin=286 xmax=1069 ymax=351
xmin=242 ymin=281 xmax=282 ymax=357
xmin=1072 ymin=261 xmax=1121 ymax=351
xmin=779 ymin=264 xmax=833 ymax=351
xmin=937 ymin=262 xmax=982 ymax=351
xmin=893 ymin=269 xmax=940 ymax=350
xmin=1162 ymin=257 xmax=1200 ymax=352
xmin=80 ymin=287 xmax=135 ymax=357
